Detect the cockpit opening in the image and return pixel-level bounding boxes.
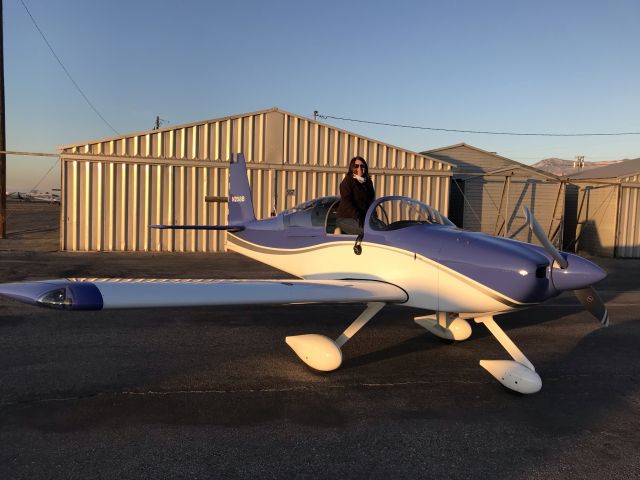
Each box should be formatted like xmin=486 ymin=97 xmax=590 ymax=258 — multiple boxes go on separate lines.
xmin=281 ymin=196 xmax=341 ymax=233
xmin=280 ymin=196 xmax=453 ymax=234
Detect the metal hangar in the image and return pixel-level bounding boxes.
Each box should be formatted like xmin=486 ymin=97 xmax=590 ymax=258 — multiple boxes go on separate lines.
xmin=57 ymin=107 xmax=453 ymax=252
xmin=564 ymin=158 xmax=640 ymax=258
xmin=421 ymin=143 xmax=564 ymax=248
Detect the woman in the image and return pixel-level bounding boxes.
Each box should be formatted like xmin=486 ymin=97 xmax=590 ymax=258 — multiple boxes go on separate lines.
xmin=336 ymin=156 xmax=375 ymax=235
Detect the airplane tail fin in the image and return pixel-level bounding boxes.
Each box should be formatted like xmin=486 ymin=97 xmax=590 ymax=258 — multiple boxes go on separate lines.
xmin=228 ymin=153 xmax=256 ymax=226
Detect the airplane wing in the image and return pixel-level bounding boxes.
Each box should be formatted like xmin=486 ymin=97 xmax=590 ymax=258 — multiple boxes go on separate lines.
xmin=0 ymin=278 xmax=408 ymax=310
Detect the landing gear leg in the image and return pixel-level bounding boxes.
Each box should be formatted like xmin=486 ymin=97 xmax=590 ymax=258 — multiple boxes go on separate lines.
xmin=286 ymin=302 xmax=386 ymax=371
xmin=474 ymin=315 xmax=542 ymax=394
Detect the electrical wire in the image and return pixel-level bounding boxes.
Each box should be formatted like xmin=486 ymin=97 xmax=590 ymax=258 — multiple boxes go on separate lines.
xmin=19 ymin=0 xmax=119 ymax=135
xmin=30 ymin=158 xmax=59 ymax=193
xmin=316 ymin=113 xmax=640 ymax=137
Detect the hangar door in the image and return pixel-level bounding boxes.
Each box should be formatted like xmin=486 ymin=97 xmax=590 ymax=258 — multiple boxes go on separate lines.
xmin=615 ymin=183 xmax=640 ymax=258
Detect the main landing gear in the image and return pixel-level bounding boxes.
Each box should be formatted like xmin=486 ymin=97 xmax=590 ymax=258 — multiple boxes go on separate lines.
xmin=286 ymin=302 xmax=385 ymax=371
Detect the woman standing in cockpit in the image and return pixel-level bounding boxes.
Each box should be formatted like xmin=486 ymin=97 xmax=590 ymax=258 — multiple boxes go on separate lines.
xmin=336 ymin=156 xmax=375 ymax=235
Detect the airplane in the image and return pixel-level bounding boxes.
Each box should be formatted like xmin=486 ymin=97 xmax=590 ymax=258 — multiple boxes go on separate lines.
xmin=26 ymin=191 xmax=61 ymax=204
xmin=0 ymin=154 xmax=608 ymax=394
xmin=6 ymin=190 xmax=61 ymax=204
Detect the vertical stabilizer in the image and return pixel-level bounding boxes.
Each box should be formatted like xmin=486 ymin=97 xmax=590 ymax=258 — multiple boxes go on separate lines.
xmin=228 ymin=153 xmax=256 ymax=225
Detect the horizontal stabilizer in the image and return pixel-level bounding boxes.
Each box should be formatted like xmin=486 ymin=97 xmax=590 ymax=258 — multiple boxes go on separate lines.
xmin=149 ymin=224 xmax=245 ymax=232
xmin=0 ymin=278 xmax=408 ymax=310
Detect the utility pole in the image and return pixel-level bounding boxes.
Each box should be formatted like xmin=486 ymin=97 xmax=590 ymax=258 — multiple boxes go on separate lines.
xmin=153 ymin=116 xmax=167 ymax=130
xmin=0 ymin=0 xmax=7 ymax=238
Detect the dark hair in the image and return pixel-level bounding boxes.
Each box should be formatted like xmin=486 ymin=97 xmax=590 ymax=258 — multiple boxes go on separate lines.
xmin=347 ymin=156 xmax=369 ymax=178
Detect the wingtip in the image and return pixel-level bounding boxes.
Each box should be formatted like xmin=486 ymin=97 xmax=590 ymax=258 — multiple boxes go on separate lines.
xmin=0 ymin=281 xmax=103 ymax=310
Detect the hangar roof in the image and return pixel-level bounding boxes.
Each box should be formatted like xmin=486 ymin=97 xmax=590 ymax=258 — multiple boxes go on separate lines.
xmin=566 ymin=157 xmax=640 ymax=180
xmin=421 ymin=143 xmax=559 ymax=181
xmin=57 ymin=106 xmax=453 ymax=171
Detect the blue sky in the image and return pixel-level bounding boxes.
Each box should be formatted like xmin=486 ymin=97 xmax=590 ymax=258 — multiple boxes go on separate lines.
xmin=5 ymin=0 xmax=640 ymax=191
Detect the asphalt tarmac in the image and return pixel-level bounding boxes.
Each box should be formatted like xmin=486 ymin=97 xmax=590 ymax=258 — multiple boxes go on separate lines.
xmin=0 ymin=202 xmax=638 ymax=479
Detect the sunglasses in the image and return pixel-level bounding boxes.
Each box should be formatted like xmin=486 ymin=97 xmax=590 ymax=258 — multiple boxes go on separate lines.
xmin=353 ymin=164 xmax=366 ymax=169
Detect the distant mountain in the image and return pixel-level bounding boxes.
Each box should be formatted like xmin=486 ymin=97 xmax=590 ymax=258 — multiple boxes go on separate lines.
xmin=531 ymin=158 xmax=625 ymax=177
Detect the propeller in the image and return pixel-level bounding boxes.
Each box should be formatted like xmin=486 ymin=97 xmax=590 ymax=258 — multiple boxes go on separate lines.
xmin=575 ymin=287 xmax=609 ymax=327
xmin=523 ymin=206 xmax=568 ymax=269
xmin=523 ymin=206 xmax=609 ymax=327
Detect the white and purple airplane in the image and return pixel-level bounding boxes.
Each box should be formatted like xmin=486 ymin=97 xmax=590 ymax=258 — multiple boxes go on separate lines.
xmin=0 ymin=154 xmax=608 ymax=394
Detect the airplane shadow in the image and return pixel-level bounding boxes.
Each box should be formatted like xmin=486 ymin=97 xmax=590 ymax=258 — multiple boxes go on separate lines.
xmin=340 ymin=287 xmax=636 ymax=372
xmin=341 ymin=333 xmax=445 ymax=371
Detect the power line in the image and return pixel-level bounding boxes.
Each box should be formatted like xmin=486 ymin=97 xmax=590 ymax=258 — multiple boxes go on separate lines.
xmin=30 ymin=158 xmax=59 ymax=192
xmin=19 ymin=0 xmax=119 ymax=135
xmin=316 ymin=113 xmax=640 ymax=137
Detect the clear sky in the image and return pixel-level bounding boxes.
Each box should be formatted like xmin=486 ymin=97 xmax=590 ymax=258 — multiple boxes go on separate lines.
xmin=5 ymin=0 xmax=640 ymax=191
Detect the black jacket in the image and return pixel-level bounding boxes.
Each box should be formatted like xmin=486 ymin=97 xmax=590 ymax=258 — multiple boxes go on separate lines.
xmin=336 ymin=175 xmax=375 ymax=225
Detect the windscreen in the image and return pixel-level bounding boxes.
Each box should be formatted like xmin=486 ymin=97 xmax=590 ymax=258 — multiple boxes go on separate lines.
xmin=370 ymin=198 xmax=454 ymax=231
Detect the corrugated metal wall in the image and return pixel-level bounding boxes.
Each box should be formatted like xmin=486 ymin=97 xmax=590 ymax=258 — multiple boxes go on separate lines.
xmin=615 ymin=173 xmax=640 ymax=258
xmin=460 ymin=175 xmax=564 ymax=246
xmin=59 ymin=108 xmax=451 ymax=252
xmin=571 ymin=182 xmax=619 ymax=257
xmin=425 ymin=144 xmax=564 ymax=248
xmin=61 ymin=161 xmax=234 ymax=252
xmin=564 ymin=173 xmax=640 ymax=258
xmin=616 ymin=183 xmax=640 ymax=257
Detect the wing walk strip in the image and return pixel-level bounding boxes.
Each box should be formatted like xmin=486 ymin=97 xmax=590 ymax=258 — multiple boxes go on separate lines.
xmin=228 ymin=233 xmax=526 ymax=309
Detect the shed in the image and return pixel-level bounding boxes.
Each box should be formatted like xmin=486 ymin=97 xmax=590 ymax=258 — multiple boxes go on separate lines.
xmin=421 ymin=143 xmax=564 ymax=247
xmin=58 ymin=107 xmax=452 ymax=252
xmin=564 ymin=158 xmax=640 ymax=258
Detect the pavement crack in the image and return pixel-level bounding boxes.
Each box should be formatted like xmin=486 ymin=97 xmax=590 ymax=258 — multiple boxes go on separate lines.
xmin=1 ymin=378 xmax=484 ymax=408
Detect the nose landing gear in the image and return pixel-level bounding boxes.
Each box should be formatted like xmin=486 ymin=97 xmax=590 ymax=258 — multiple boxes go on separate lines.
xmin=415 ymin=311 xmax=542 ymax=394
xmin=475 ymin=315 xmax=542 ymax=394
xmin=414 ymin=311 xmax=472 ymax=341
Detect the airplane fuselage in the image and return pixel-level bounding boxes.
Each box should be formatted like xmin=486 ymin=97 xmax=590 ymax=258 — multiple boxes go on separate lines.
xmin=227 ymin=195 xmax=605 ymax=315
